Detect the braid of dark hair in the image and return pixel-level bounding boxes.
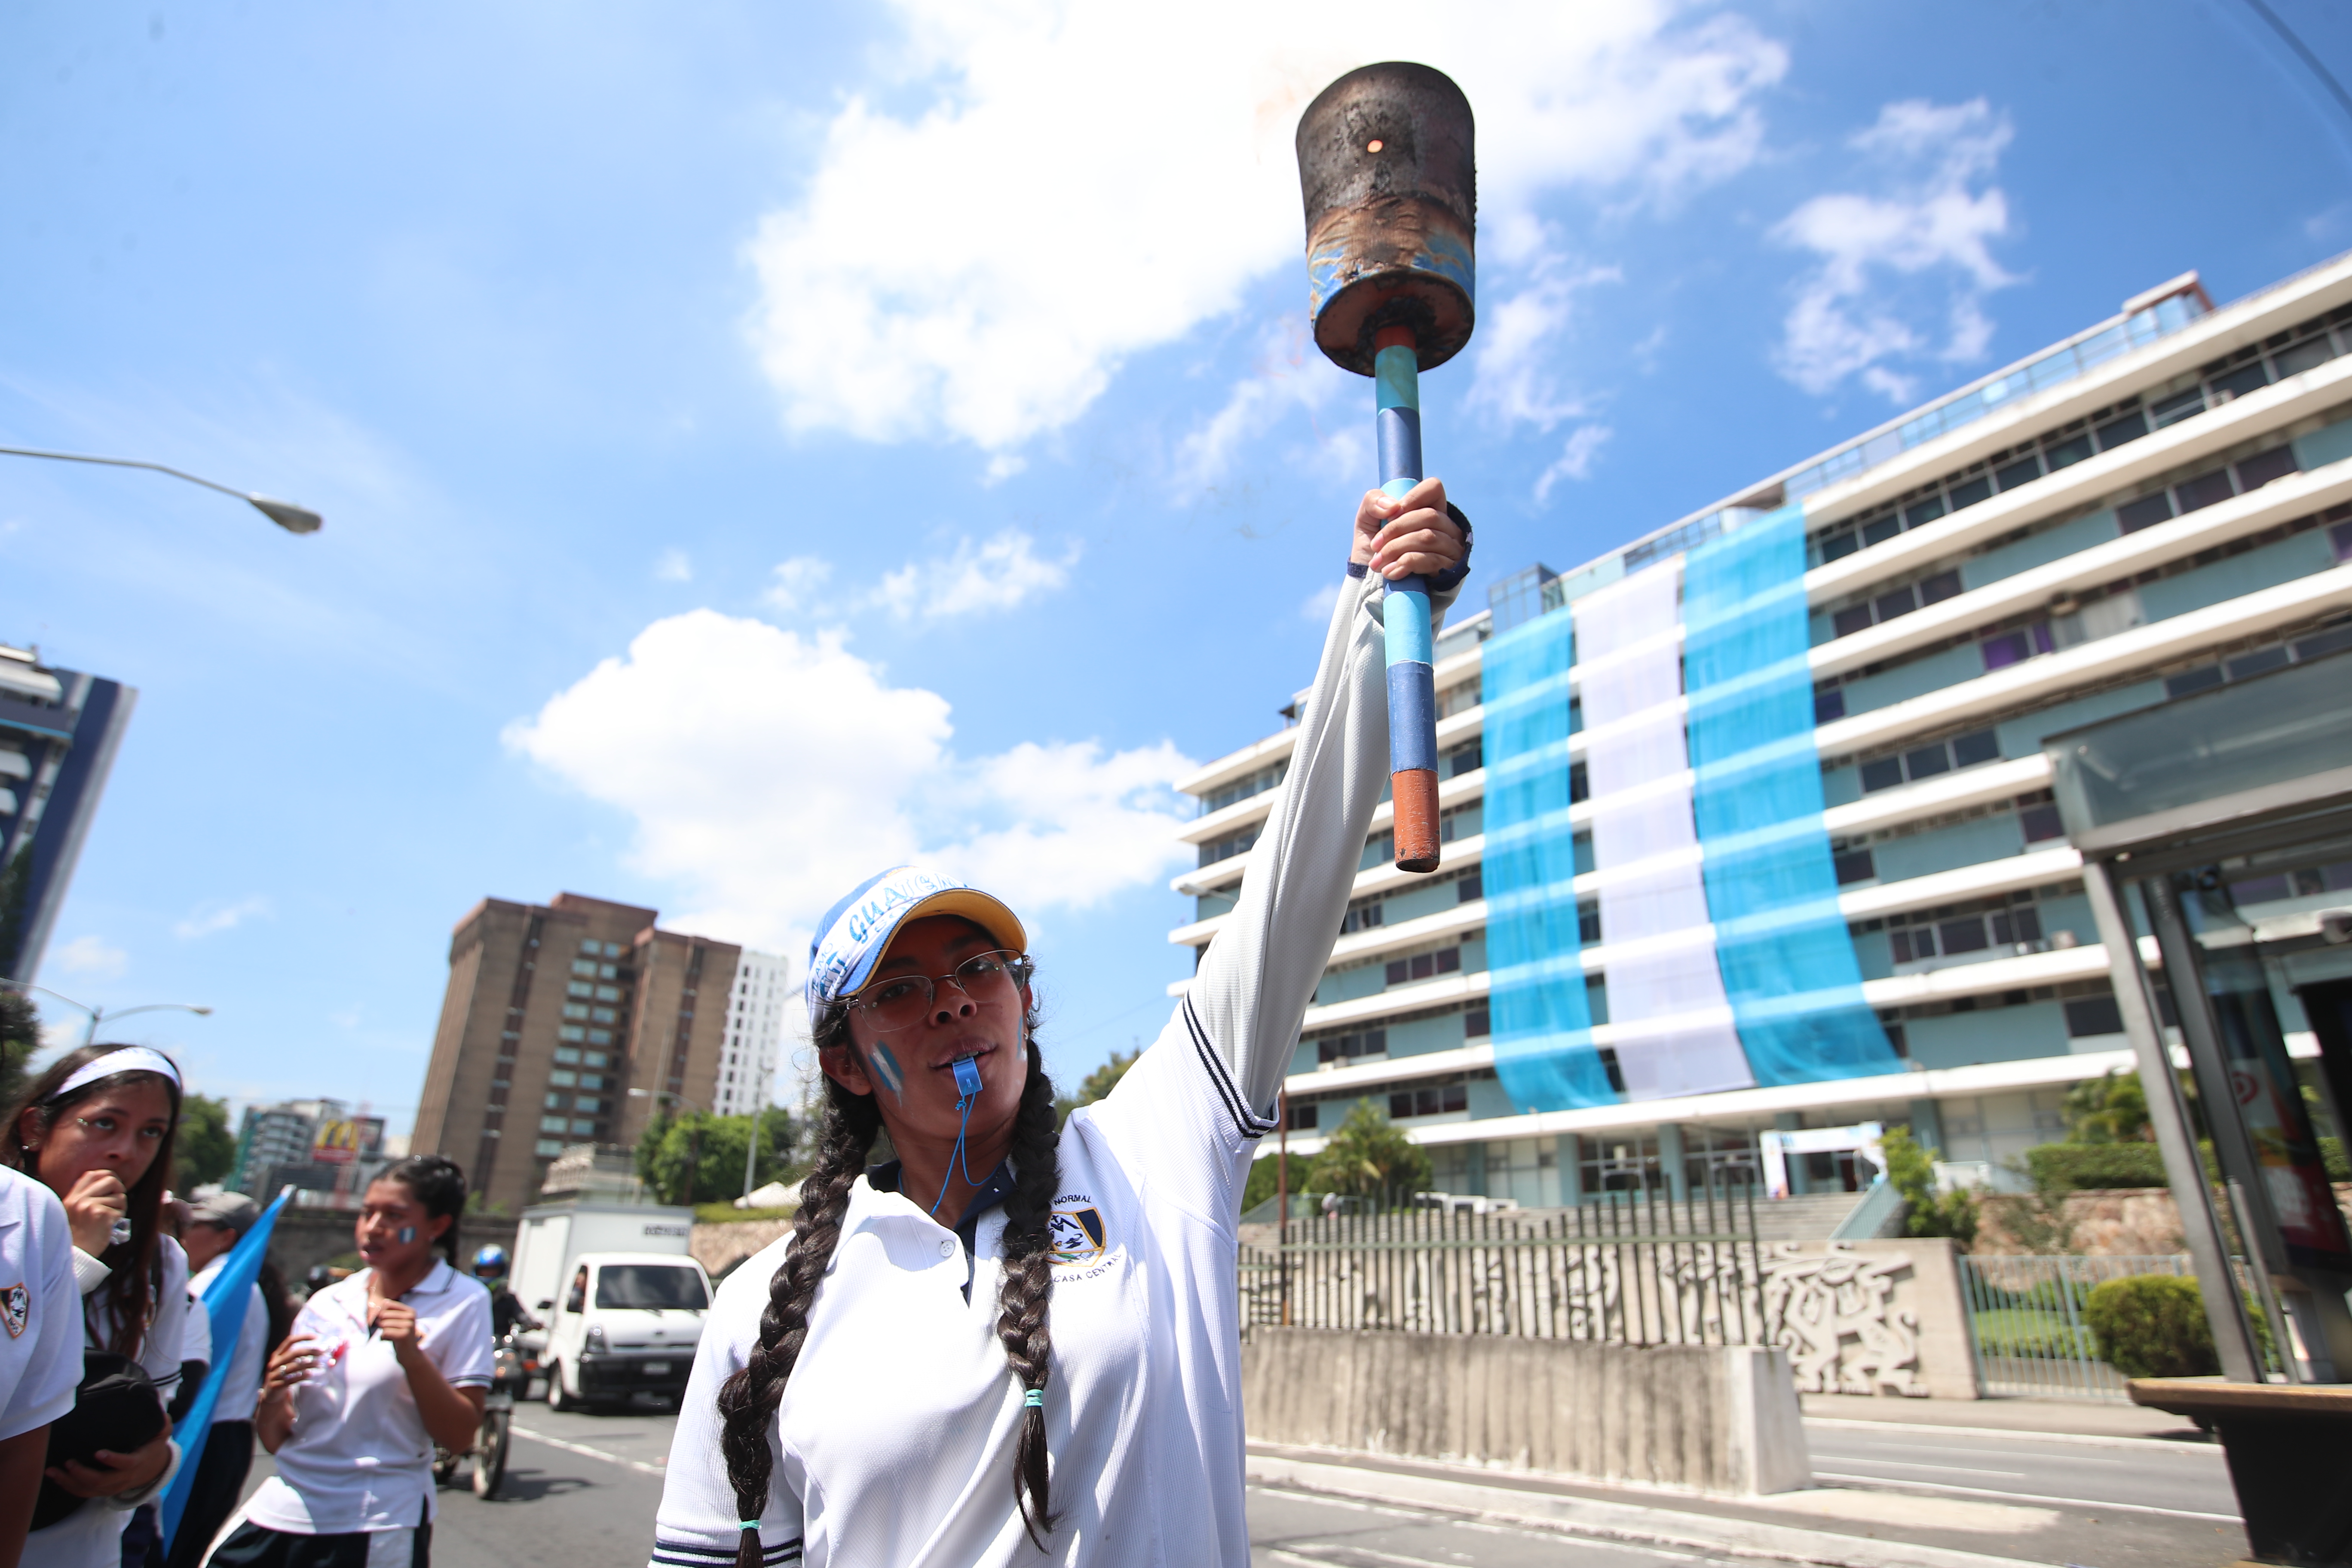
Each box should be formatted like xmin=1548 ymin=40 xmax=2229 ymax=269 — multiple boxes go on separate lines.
xmin=717 ymin=1020 xmax=879 ymax=1568
xmin=994 ymin=1039 xmax=1063 ymax=1549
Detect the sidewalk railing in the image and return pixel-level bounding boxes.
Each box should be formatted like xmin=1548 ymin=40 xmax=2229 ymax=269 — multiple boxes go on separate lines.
xmin=1958 ymin=1253 xmax=2190 ymax=1400
xmin=1238 ymin=1184 xmax=1770 ymax=1348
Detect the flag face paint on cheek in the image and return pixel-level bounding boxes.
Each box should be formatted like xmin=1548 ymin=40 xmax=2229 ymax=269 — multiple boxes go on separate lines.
xmin=867 ymin=1043 xmax=904 ymax=1099
xmin=397 ymin=1226 xmax=416 ymax=1244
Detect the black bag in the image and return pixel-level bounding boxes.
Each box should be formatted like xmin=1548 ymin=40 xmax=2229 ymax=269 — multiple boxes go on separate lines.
xmin=32 ymin=1351 xmax=169 ymax=1532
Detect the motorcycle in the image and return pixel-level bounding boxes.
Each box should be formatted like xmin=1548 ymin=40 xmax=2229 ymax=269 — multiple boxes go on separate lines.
xmin=433 ymin=1332 xmax=533 ymax=1498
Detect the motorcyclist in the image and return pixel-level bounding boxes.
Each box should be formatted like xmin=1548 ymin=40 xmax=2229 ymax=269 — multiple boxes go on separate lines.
xmin=471 ymin=1245 xmax=538 ymax=1339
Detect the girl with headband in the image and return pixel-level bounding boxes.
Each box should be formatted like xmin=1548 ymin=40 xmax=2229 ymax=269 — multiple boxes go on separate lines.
xmin=200 ymin=1155 xmax=492 ymax=1568
xmin=3 ymin=1044 xmax=192 ymax=1568
xmin=652 ymin=481 xmax=1467 ymax=1566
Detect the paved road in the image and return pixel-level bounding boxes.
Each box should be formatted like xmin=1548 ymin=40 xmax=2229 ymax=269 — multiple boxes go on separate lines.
xmin=231 ymin=1400 xmax=2242 ymax=1568
xmin=1802 ymin=1416 xmax=2239 ymax=1522
xmin=413 ymin=1402 xmax=1750 ymax=1568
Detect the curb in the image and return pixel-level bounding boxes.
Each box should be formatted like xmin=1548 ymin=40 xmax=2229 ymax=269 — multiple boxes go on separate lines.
xmin=1246 ymin=1453 xmax=2058 ymax=1568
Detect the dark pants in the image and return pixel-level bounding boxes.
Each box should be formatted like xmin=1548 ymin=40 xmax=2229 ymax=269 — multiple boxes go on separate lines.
xmin=167 ymin=1421 xmax=256 ymax=1568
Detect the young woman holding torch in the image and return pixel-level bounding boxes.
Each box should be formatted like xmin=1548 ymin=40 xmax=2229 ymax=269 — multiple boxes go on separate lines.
xmin=651 ymin=482 xmax=1467 ymax=1567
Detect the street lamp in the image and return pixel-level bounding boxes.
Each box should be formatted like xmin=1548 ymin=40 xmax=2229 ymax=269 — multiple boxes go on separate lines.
xmin=0 ymin=980 xmax=213 ymax=1047
xmin=628 ymin=1088 xmax=704 ymax=1204
xmin=0 ymin=444 xmax=324 ymax=534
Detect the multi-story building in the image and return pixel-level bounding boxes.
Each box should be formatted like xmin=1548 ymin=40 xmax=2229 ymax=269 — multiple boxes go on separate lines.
xmin=230 ymin=1100 xmax=331 ymax=1194
xmin=410 ymin=891 xmax=742 ymax=1215
xmin=228 ymin=1098 xmax=390 ymax=1206
xmin=714 ymin=948 xmax=788 ymax=1117
xmin=0 ymin=643 xmax=135 ymax=983
xmin=1173 ymin=256 xmax=2352 ymax=1207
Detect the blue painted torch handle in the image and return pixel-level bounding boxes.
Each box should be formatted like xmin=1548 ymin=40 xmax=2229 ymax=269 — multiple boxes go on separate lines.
xmin=1375 ymin=344 xmax=1437 ymax=775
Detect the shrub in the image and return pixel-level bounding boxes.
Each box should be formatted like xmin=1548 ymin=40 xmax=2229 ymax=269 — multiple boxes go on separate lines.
xmin=2083 ymin=1274 xmax=2216 ymax=1378
xmin=1882 ymin=1127 xmax=1978 ymax=1243
xmin=2024 ymin=1142 xmax=2168 ymax=1193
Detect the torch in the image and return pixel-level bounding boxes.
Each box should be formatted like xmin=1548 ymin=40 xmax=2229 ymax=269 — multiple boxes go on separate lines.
xmin=1296 ymin=62 xmax=1476 ymax=874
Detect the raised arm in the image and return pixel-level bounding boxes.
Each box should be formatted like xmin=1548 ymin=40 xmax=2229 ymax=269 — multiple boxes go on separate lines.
xmin=1188 ymin=479 xmax=1468 ymax=1118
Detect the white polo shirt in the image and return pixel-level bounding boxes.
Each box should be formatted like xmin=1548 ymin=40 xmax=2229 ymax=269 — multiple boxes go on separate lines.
xmin=25 ymin=1234 xmax=193 ymax=1568
xmin=0 ymin=1166 xmax=82 ymax=1442
xmin=245 ymin=1259 xmax=493 ymax=1534
xmin=652 ymin=564 xmax=1456 ymax=1568
xmin=190 ymin=1256 xmax=269 ymax=1426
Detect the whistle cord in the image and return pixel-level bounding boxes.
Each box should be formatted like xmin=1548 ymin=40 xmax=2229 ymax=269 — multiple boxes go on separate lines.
xmin=931 ymin=1055 xmax=986 ymax=1216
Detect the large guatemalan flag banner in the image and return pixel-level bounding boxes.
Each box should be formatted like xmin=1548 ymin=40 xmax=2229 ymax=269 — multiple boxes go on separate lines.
xmin=1486 ymin=503 xmax=1899 ymax=1113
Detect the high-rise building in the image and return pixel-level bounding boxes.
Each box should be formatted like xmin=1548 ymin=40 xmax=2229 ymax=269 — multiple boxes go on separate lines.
xmin=1173 ymin=257 xmax=2352 ymax=1207
xmin=714 ymin=948 xmax=788 ymax=1117
xmin=0 ymin=643 xmax=135 ymax=982
xmin=410 ymin=892 xmax=742 ymax=1215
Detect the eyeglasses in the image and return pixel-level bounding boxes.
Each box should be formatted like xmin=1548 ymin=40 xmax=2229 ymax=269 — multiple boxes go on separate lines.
xmin=845 ymin=950 xmax=1033 ymax=1033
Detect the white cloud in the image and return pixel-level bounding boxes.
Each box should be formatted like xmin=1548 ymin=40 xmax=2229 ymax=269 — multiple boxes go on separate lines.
xmin=868 ymin=530 xmax=1078 ymax=621
xmin=54 ymin=935 xmax=127 ymax=979
xmin=1533 ymin=424 xmax=1615 ymax=502
xmin=744 ymin=1 xmax=1787 ymax=453
xmin=1466 ymin=263 xmax=1620 ymax=434
xmin=654 ymin=549 xmax=694 ymax=583
xmin=503 ymin=610 xmax=1196 ymax=962
xmin=1773 ymin=98 xmax=2018 ymax=401
xmin=1176 ymin=319 xmax=1359 ymax=490
xmin=174 ymin=895 xmax=272 ymax=940
xmin=762 ymin=555 xmax=835 ymax=614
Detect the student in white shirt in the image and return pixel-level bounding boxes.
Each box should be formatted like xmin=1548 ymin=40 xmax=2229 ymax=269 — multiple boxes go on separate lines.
xmin=652 ymin=482 xmax=1468 ymax=1567
xmin=204 ymin=1157 xmax=492 ymax=1568
xmin=169 ymin=1193 xmax=289 ymax=1568
xmin=0 ymin=1165 xmax=85 ymax=1568
xmin=3 ymin=1045 xmax=192 ymax=1568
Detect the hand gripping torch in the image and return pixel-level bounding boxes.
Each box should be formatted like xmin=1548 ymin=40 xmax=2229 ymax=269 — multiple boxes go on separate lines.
xmin=1295 ymin=62 xmax=1477 ymax=873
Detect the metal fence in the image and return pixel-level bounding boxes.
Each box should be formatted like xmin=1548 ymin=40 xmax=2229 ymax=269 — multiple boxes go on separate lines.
xmin=1957 ymin=1253 xmax=2192 ymax=1400
xmin=1237 ymin=1184 xmax=1771 ymax=1347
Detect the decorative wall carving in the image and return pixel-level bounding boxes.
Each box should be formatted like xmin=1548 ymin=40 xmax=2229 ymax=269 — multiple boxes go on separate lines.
xmin=1760 ymin=1243 xmax=1923 ymax=1396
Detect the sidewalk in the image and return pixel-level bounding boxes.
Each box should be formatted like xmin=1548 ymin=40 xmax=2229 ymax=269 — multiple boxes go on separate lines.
xmin=1801 ymin=1390 xmax=2210 ymax=1442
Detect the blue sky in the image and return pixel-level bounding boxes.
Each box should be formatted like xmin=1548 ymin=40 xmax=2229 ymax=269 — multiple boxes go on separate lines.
xmin=6 ymin=0 xmax=2350 ymax=1137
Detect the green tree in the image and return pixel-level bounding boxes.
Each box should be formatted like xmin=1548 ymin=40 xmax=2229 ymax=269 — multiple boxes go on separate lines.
xmin=637 ymin=1108 xmax=800 ymax=1206
xmin=2063 ymin=1069 xmax=2151 ymax=1145
xmin=174 ymin=1093 xmax=238 ymax=1188
xmin=1305 ymin=1101 xmax=1430 ymax=1205
xmin=0 ymin=988 xmax=37 ymax=1111
xmin=1242 ymin=1151 xmax=1292 ymax=1217
xmin=1057 ymin=1045 xmax=1142 ymax=1129
xmin=1882 ymin=1126 xmax=1978 ymax=1244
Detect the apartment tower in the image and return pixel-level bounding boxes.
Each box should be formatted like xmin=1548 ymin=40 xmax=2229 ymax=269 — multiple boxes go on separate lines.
xmin=1173 ymin=256 xmax=2352 ymax=1207
xmin=412 ymin=891 xmax=741 ymax=1214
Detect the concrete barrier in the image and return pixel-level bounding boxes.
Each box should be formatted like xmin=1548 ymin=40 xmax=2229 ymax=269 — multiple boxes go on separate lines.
xmin=1241 ymin=1327 xmax=1811 ymax=1496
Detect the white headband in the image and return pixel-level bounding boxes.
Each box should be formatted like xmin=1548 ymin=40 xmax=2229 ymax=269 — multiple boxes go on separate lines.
xmin=55 ymin=1047 xmax=182 ymax=1099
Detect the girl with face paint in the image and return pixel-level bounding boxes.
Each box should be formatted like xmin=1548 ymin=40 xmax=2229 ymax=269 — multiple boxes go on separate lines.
xmin=205 ymin=1158 xmax=494 ymax=1568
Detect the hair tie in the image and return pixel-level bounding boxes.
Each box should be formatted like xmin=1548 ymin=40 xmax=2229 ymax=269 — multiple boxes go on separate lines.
xmin=1023 ymin=1389 xmax=1043 ymax=1408
xmin=738 ymin=1521 xmax=760 ymax=1531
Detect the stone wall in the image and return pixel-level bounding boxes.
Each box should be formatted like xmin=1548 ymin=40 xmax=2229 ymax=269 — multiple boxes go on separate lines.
xmin=1242 ymin=1328 xmax=1810 ymax=1495
xmin=1972 ymin=1183 xmax=2352 ymax=1256
xmin=692 ymin=1219 xmax=791 ymax=1281
xmin=262 ymin=1207 xmax=520 ymax=1285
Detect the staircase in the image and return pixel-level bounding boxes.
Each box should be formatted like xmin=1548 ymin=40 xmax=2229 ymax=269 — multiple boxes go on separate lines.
xmin=1749 ymin=1190 xmax=1878 ymax=1242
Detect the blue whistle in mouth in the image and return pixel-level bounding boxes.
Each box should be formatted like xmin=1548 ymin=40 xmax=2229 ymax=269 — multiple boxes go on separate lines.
xmin=951 ymin=1055 xmax=983 ymax=1099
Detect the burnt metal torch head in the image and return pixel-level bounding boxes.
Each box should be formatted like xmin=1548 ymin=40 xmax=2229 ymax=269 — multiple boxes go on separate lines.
xmin=1296 ymin=61 xmax=1476 ymax=377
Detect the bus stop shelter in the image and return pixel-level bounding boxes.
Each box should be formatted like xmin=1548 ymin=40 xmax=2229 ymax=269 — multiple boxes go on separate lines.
xmin=2046 ymin=647 xmax=2352 ymax=1384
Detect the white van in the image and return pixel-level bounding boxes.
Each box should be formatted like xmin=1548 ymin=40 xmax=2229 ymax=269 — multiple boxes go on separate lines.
xmin=542 ymin=1251 xmax=714 ymax=1412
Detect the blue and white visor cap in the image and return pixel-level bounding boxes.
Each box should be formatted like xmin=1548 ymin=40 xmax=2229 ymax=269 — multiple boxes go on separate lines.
xmin=805 ymin=866 xmax=1029 ymax=1027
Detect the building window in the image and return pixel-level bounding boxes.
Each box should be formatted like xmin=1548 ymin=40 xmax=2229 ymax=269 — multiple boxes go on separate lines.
xmin=557 ymin=1026 xmax=585 ymax=1043
xmin=578 ymin=1072 xmax=604 ymax=1090
xmin=1464 ymin=1005 xmax=1490 ymax=1038
xmin=594 ymin=985 xmax=622 ymax=1002
xmin=1832 ymin=848 xmax=1876 ymax=885
xmin=1389 ymin=1082 xmax=1468 ymax=1119
xmin=1340 ymin=897 xmax=1385 ymax=935
xmin=567 ymin=981 xmax=594 ymax=999
xmin=1200 ymin=761 xmax=1287 ymax=816
xmin=1287 ymin=1100 xmax=1319 ymax=1130
xmin=586 ymin=1029 xmax=612 ymax=1045
xmin=549 ymin=1069 xmax=577 ymax=1087
xmin=2064 ymin=995 xmax=2125 ymax=1037
xmin=1446 ymin=739 xmax=1483 ymax=778
xmin=1888 ymin=898 xmax=2043 ymax=964
xmin=1316 ymin=1029 xmax=1386 ymax=1066
xmin=590 ymin=1007 xmax=617 ymax=1024
xmin=562 ymin=1003 xmax=591 ymax=1022
xmin=2164 ymin=615 xmax=2352 ymax=698
xmin=539 ymin=1115 xmax=569 ymax=1134
xmin=535 ymin=1139 xmax=566 ymax=1157
xmin=544 ymin=1093 xmax=564 ymax=1111
xmin=572 ymin=959 xmax=599 ymax=977
xmin=1827 ymin=570 xmax=1963 ymax=640
xmin=570 ymin=1118 xmax=597 ymax=1136
xmin=2118 ymin=444 xmax=2302 ymax=536
xmin=553 ymin=1046 xmax=582 ymax=1064
xmin=1457 ymin=870 xmax=1482 ymax=903
xmin=1385 ymin=946 xmax=1461 ymax=986
xmin=573 ymin=1095 xmax=602 ymax=1113
xmin=579 ymin=940 xmax=600 ymax=955
xmin=1858 ymin=727 xmax=1999 ymax=793
xmin=1200 ymin=825 xmax=1260 ymax=868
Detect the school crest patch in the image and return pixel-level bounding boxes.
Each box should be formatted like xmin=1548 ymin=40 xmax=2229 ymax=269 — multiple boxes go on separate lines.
xmin=2 ymin=1281 xmax=27 ymax=1338
xmin=1049 ymin=1207 xmax=1105 ymax=1264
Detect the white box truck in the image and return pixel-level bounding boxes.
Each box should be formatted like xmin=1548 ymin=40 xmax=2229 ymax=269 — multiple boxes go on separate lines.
xmin=511 ymin=1200 xmax=709 ymax=1411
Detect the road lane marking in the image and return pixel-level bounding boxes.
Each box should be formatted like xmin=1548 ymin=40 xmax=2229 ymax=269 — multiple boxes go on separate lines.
xmin=1827 ymin=1459 xmax=2025 ymax=1479
xmin=1812 ymin=1440 xmax=2125 ymax=1466
xmin=1812 ymin=1471 xmax=2239 ymax=1522
xmin=1803 ymin=1417 xmax=2216 ymax=1454
xmin=511 ymin=1423 xmax=667 ymax=1478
